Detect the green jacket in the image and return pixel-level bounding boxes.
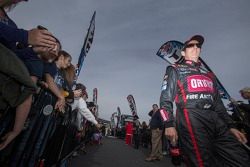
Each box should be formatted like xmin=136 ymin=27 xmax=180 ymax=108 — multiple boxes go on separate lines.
xmin=0 ymin=44 xmax=37 ymax=110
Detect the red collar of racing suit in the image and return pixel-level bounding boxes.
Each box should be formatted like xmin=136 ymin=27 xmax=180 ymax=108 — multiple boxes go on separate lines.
xmin=184 ymin=60 xmax=202 ymax=67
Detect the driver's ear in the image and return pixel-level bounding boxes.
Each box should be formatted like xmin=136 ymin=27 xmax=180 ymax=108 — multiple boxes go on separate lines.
xmin=181 ymin=51 xmax=185 ymax=57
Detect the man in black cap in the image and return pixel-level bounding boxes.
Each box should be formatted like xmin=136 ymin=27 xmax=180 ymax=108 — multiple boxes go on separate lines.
xmin=159 ymin=35 xmax=249 ymax=166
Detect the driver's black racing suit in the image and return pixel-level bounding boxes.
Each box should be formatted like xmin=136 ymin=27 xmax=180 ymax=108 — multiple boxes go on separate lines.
xmin=159 ymin=60 xmax=249 ymax=167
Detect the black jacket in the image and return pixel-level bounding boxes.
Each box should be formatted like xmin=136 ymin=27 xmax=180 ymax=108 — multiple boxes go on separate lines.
xmin=159 ymin=60 xmax=234 ymax=128
xmin=149 ymin=109 xmax=163 ymax=130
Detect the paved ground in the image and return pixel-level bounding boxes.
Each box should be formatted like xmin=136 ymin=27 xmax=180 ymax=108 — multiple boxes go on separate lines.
xmin=69 ymin=137 xmax=184 ymax=167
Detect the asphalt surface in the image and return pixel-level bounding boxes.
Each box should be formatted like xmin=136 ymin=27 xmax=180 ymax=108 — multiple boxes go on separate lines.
xmin=69 ymin=137 xmax=184 ymax=167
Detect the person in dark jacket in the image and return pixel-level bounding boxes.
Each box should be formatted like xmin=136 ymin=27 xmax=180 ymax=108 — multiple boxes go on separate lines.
xmin=232 ymin=87 xmax=250 ymax=147
xmin=141 ymin=121 xmax=149 ymax=148
xmin=133 ymin=115 xmax=140 ymax=149
xmin=0 ymin=1 xmax=58 ymax=82
xmin=160 ymin=35 xmax=249 ymax=166
xmin=0 ymin=0 xmax=58 ymax=150
xmin=145 ymin=104 xmax=164 ymax=161
xmin=240 ymin=87 xmax=250 ymax=104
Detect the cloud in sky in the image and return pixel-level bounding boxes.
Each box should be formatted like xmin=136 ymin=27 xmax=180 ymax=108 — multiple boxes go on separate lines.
xmin=10 ymin=0 xmax=250 ymax=122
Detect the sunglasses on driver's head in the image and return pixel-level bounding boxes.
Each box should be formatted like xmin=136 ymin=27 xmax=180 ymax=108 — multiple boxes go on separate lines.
xmin=185 ymin=43 xmax=202 ymax=49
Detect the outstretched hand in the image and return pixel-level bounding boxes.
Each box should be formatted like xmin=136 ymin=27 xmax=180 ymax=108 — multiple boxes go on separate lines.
xmin=28 ymin=28 xmax=57 ymax=49
xmin=55 ymin=97 xmax=65 ymax=112
xmin=96 ymin=123 xmax=101 ymax=129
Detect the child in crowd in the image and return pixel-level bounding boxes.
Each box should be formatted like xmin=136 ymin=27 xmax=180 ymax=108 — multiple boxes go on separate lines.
xmin=92 ymin=126 xmax=103 ymax=145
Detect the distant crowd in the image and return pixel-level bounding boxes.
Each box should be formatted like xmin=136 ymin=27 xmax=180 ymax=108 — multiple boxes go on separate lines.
xmin=113 ymin=89 xmax=250 ymax=165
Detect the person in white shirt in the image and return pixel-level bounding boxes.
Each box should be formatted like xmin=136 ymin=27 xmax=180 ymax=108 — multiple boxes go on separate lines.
xmin=71 ymin=83 xmax=100 ymax=131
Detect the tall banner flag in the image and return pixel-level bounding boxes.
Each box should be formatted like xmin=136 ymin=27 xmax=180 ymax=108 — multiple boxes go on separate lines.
xmin=116 ymin=107 xmax=122 ymax=128
xmin=93 ymin=88 xmax=98 ymax=118
xmin=93 ymin=88 xmax=98 ymax=105
xmin=110 ymin=112 xmax=117 ymax=129
xmin=76 ymin=11 xmax=96 ymax=77
xmin=156 ymin=40 xmax=246 ymax=126
xmin=127 ymin=94 xmax=138 ymax=119
xmin=95 ymin=105 xmax=99 ymax=118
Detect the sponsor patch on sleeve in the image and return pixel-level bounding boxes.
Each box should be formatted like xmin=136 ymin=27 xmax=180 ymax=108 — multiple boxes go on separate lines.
xmin=161 ymin=74 xmax=168 ymax=90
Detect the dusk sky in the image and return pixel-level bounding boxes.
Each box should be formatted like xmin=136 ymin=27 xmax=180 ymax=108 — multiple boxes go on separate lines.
xmin=11 ymin=0 xmax=250 ymax=123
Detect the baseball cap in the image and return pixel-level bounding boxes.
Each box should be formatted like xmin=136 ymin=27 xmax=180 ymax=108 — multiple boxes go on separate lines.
xmin=182 ymin=35 xmax=204 ymax=50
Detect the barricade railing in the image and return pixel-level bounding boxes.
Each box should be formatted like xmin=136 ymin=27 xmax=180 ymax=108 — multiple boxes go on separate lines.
xmin=0 ymin=87 xmax=90 ymax=167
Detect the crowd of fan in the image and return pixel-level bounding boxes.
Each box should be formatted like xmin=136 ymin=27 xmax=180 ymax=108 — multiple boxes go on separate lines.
xmin=0 ymin=1 xmax=102 ymax=166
